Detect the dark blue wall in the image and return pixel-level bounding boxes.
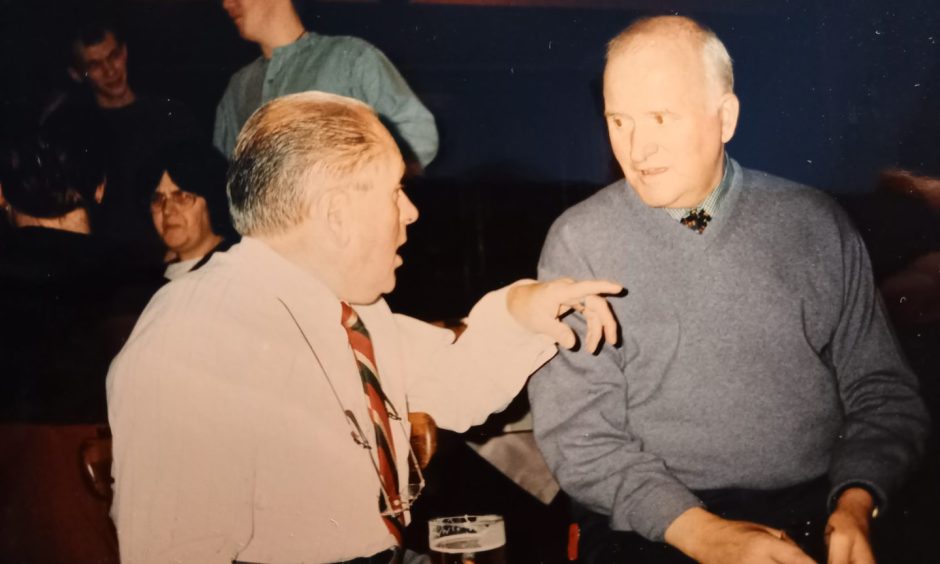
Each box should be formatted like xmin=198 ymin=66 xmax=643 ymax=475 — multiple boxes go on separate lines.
xmin=3 ymin=0 xmax=939 ymax=316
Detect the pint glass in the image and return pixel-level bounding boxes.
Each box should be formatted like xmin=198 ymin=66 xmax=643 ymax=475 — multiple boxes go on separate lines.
xmin=428 ymin=514 xmax=507 ymax=564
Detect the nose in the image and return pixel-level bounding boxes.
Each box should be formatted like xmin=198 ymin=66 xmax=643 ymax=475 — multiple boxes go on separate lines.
xmin=102 ymin=60 xmax=118 ymax=77
xmin=222 ymin=0 xmax=236 ymax=14
xmin=399 ymin=191 xmax=419 ymax=225
xmin=630 ymin=125 xmax=658 ymax=163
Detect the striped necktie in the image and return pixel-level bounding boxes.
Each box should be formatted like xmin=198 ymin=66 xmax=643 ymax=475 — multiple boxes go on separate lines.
xmin=340 ymin=302 xmax=405 ymax=545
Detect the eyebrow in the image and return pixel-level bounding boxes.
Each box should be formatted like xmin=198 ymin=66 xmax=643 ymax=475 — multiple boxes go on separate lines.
xmin=84 ymin=45 xmax=122 ymax=64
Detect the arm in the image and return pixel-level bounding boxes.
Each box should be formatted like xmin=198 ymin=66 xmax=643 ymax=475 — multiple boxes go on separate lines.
xmin=528 ymin=219 xmax=703 ymax=541
xmin=826 ymin=215 xmax=930 ymax=513
xmin=212 ymin=83 xmax=239 ymax=158
xmin=353 ymin=46 xmax=438 ymax=168
xmin=399 ymin=284 xmax=556 ymax=432
xmin=822 ymin=214 xmax=929 ymax=562
xmin=402 ymin=278 xmax=619 ymax=432
xmin=529 ymin=220 xmax=816 ymax=563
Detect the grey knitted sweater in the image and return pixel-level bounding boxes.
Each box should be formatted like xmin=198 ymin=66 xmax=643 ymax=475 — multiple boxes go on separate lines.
xmin=529 ymin=160 xmax=929 ymax=542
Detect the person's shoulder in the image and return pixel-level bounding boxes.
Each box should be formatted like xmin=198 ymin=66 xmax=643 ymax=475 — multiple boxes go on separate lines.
xmin=739 ymin=166 xmax=844 ymax=214
xmin=310 ymin=32 xmax=378 ymax=52
xmin=305 ymin=32 xmax=384 ymax=62
xmin=140 ymin=249 xmax=261 ymax=328
xmin=552 ymin=180 xmax=631 ymax=233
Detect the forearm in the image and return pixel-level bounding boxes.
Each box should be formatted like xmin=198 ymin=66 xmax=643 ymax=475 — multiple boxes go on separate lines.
xmin=528 ymin=349 xmax=701 ymax=540
xmin=405 ymin=286 xmax=556 ymax=431
xmin=830 ymin=227 xmax=930 ymax=502
xmin=392 ymin=106 xmax=438 ymax=168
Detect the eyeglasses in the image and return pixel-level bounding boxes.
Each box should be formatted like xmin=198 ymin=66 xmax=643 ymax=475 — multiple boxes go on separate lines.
xmin=278 ymin=298 xmax=426 ymax=521
xmin=150 ymin=190 xmax=198 ymax=210
xmin=344 ymin=405 xmax=426 ymax=519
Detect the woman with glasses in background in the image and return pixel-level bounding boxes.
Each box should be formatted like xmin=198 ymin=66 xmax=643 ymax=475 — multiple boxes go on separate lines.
xmin=142 ymin=139 xmax=239 ymax=281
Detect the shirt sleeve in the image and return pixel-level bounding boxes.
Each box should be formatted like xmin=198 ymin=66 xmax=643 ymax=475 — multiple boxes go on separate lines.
xmin=825 ymin=209 xmax=931 ymax=511
xmin=352 ymin=45 xmax=439 ymax=168
xmin=402 ymin=285 xmax=556 ymax=432
xmin=527 ymin=218 xmax=703 ymax=542
xmin=107 ymin=295 xmax=256 ymax=563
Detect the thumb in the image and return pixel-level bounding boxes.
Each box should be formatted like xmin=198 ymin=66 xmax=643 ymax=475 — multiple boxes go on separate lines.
xmin=548 ymin=320 xmax=577 ymax=349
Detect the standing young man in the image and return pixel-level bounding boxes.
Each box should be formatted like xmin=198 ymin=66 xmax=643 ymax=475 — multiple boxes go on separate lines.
xmin=214 ymin=0 xmax=438 ymax=170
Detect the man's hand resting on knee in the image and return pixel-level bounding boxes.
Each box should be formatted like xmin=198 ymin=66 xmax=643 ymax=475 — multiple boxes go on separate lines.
xmin=665 ymin=507 xmax=816 ymax=564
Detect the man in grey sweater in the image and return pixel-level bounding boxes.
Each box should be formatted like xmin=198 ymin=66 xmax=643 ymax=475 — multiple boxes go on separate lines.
xmin=528 ymin=15 xmax=929 ymax=564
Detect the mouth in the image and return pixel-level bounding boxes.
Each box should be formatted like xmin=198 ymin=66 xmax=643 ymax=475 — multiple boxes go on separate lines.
xmin=639 ymin=167 xmax=668 ymax=177
xmin=394 ymin=238 xmax=407 ymax=266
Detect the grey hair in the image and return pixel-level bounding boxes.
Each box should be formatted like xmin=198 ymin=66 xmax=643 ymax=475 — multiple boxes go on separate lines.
xmin=226 ymin=91 xmax=397 ymax=236
xmin=606 ymin=15 xmax=734 ymax=95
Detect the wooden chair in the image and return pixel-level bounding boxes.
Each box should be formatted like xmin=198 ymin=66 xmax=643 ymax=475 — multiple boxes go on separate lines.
xmin=0 ymin=423 xmax=119 ymax=563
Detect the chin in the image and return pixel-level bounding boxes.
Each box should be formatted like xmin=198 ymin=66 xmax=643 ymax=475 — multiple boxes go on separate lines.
xmin=382 ymin=276 xmax=398 ymax=296
xmin=630 ymin=187 xmax=671 ymax=208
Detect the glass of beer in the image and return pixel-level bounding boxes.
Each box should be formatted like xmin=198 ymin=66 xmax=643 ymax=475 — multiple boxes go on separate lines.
xmin=428 ymin=514 xmax=506 ymax=564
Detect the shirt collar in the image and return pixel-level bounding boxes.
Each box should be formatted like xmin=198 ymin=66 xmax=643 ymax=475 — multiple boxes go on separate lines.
xmin=268 ymin=30 xmax=312 ymax=61
xmin=664 ymin=152 xmax=734 ymax=221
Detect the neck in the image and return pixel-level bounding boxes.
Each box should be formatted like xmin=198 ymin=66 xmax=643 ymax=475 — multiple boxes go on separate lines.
xmin=12 ymin=208 xmax=92 ymax=234
xmin=96 ymin=87 xmax=136 ymax=109
xmin=259 ymin=11 xmax=305 ymax=59
xmin=177 ymin=232 xmax=224 ymax=261
xmin=671 ymin=153 xmax=726 ymax=210
xmin=258 ymin=228 xmax=346 ymax=296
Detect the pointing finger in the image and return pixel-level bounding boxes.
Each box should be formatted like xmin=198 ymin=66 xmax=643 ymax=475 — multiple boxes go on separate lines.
xmin=557 ymin=279 xmax=623 ymax=305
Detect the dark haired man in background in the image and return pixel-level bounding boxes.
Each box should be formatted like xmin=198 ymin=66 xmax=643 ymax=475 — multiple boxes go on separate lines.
xmin=68 ymin=14 xmax=200 ymax=271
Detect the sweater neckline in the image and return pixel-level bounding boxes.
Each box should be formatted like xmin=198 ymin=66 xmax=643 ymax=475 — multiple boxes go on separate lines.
xmin=620 ymin=159 xmax=745 ymax=254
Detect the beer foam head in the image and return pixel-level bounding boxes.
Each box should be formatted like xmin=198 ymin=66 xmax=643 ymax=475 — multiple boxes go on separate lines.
xmin=428 ymin=515 xmax=506 ymax=553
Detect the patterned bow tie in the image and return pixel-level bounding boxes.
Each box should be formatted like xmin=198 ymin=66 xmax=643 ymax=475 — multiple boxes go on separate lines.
xmin=680 ymin=209 xmax=712 ymax=234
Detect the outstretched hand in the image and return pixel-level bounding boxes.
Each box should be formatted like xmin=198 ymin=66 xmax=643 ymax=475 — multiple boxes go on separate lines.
xmin=506 ymin=278 xmax=623 ymax=353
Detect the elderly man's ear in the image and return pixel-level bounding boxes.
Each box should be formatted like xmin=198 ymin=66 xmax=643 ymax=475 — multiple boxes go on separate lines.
xmin=319 ymin=188 xmax=353 ymax=248
xmin=719 ymin=93 xmax=741 ymax=144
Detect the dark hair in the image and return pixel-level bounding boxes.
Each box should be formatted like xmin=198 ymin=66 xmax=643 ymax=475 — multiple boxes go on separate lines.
xmin=139 ymin=139 xmax=236 ymax=238
xmin=70 ymin=9 xmax=125 ymax=70
xmin=0 ymin=107 xmax=106 ymax=218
